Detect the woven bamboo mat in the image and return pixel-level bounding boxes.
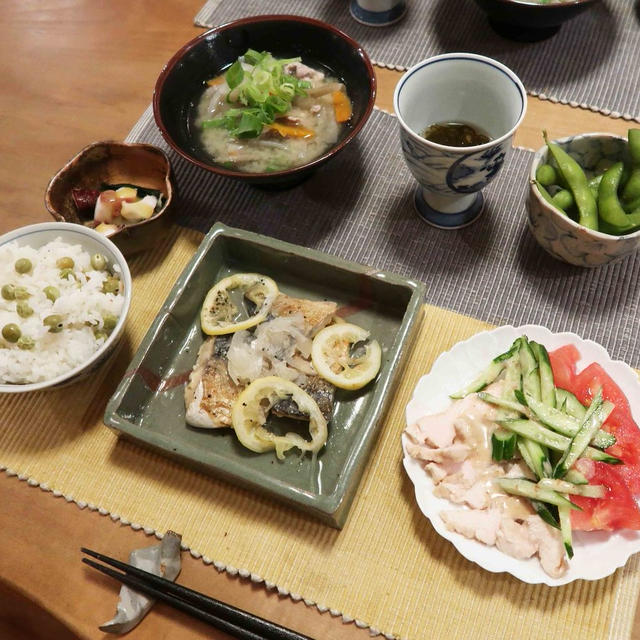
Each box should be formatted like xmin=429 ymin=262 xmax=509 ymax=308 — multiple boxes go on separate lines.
xmin=1 ymin=224 xmax=639 ymax=639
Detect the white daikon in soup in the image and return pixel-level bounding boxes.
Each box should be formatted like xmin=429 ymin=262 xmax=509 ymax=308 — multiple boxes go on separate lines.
xmin=196 ymin=50 xmax=353 ymax=173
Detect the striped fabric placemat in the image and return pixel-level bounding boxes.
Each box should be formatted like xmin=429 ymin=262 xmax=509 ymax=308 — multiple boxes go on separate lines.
xmin=127 ymin=106 xmax=640 ymax=368
xmin=195 ymin=0 xmax=640 ymax=121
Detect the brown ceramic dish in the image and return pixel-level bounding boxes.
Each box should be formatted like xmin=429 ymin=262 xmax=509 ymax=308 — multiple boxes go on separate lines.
xmin=45 ymin=141 xmax=173 ymax=256
xmin=153 ymin=15 xmax=376 ymax=187
xmin=472 ymin=0 xmax=599 ymax=41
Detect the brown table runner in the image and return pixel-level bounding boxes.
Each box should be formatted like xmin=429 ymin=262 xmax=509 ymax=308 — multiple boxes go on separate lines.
xmin=195 ymin=0 xmax=640 ymax=122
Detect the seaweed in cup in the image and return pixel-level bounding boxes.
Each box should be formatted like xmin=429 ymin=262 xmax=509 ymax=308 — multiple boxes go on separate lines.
xmin=196 ymin=49 xmax=353 ymax=173
xmin=422 ymin=122 xmax=491 ymax=147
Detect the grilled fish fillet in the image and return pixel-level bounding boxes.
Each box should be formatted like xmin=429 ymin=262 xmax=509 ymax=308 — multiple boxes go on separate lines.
xmin=185 ymin=293 xmax=338 ymax=429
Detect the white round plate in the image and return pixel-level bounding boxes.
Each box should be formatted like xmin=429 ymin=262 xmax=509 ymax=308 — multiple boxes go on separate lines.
xmin=402 ymin=324 xmax=640 ymax=585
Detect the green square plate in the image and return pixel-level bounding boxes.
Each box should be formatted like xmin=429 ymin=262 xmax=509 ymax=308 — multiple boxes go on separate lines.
xmin=104 ymin=223 xmax=424 ymax=528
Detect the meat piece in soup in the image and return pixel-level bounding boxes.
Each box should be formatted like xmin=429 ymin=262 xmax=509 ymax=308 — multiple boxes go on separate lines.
xmin=196 ymin=50 xmax=353 ymax=173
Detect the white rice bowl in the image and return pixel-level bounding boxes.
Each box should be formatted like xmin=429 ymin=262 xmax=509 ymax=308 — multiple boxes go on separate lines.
xmin=0 ymin=223 xmax=131 ymax=391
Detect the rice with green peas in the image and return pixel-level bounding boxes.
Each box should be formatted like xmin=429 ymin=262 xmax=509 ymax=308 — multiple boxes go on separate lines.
xmin=0 ymin=237 xmax=124 ymax=384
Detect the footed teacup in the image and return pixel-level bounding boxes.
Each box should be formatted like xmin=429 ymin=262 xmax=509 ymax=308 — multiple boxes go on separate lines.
xmin=393 ymin=53 xmax=527 ymax=229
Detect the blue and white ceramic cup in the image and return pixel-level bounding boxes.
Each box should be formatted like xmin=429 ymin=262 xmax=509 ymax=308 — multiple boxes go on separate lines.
xmin=393 ymin=53 xmax=527 ymax=229
xmin=349 ymin=0 xmax=407 ymax=27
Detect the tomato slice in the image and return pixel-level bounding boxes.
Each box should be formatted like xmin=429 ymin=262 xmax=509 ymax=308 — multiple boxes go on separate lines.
xmin=548 ymin=346 xmax=640 ymax=530
xmin=548 ymin=344 xmax=580 ymax=391
xmin=571 ymin=459 xmax=640 ymax=531
xmin=570 ymin=362 xmax=640 ymax=494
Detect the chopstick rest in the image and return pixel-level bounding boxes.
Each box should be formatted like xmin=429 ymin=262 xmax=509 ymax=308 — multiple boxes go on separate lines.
xmin=97 ymin=531 xmax=182 ymax=634
xmin=82 ymin=547 xmax=312 ymax=640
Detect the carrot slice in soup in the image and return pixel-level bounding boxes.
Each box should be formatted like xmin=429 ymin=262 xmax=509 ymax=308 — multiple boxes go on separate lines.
xmin=268 ymin=122 xmax=315 ymax=138
xmin=332 ymin=91 xmax=352 ymax=123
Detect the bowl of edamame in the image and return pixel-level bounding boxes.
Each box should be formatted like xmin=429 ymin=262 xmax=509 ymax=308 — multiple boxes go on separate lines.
xmin=527 ymin=130 xmax=640 ymax=268
xmin=0 ymin=222 xmax=132 ymax=392
xmin=472 ymin=0 xmax=600 ymax=42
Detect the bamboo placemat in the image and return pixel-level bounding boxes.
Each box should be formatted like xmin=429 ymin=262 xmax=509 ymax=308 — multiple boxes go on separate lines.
xmin=1 ymin=227 xmax=638 ymax=639
xmin=195 ymin=0 xmax=640 ymax=122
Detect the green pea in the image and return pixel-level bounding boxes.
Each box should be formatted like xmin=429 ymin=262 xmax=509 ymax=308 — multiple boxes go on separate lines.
xmin=13 ymin=286 xmax=30 ymax=300
xmin=16 ymin=335 xmax=35 ymax=350
xmin=102 ymin=312 xmax=118 ymax=333
xmin=2 ymin=323 xmax=21 ymax=343
xmin=14 ymin=258 xmax=32 ymax=274
xmin=93 ymin=328 xmax=108 ymax=341
xmin=535 ymin=164 xmax=558 ymax=187
xmin=43 ymin=285 xmax=60 ymax=302
xmin=90 ymin=253 xmax=107 ymax=271
xmin=1 ymin=284 xmax=16 ymax=301
xmin=16 ymin=301 xmax=33 ymax=318
xmin=551 ymin=189 xmax=575 ymax=211
xmin=102 ymin=276 xmax=121 ymax=294
xmin=59 ymin=268 xmax=76 ymax=281
xmin=56 ymin=256 xmax=74 ymax=269
xmin=43 ymin=314 xmax=64 ymax=333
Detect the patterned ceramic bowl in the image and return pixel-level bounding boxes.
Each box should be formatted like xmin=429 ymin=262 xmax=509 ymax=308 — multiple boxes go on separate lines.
xmin=527 ymin=133 xmax=640 ymax=268
xmin=394 ymin=53 xmax=527 ymax=229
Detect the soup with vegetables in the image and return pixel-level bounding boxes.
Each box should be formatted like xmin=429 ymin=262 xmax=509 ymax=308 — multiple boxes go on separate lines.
xmin=196 ymin=49 xmax=353 ymax=173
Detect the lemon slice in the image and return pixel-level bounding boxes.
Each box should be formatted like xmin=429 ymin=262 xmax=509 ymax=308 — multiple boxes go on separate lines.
xmin=311 ymin=323 xmax=381 ymax=390
xmin=200 ymin=273 xmax=278 ymax=335
xmin=231 ymin=376 xmax=328 ymax=459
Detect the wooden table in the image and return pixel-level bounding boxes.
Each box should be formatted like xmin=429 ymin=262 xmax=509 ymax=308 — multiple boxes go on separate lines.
xmin=0 ymin=1 xmax=637 ymax=638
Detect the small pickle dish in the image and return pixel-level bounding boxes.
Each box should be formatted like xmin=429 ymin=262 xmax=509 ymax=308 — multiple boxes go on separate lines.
xmin=528 ymin=131 xmax=640 ymax=268
xmin=0 ymin=223 xmax=131 ymax=393
xmin=45 ymin=141 xmax=173 ymax=256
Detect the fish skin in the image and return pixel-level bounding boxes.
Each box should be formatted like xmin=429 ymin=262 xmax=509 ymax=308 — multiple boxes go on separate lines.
xmin=272 ymin=375 xmax=335 ymax=422
xmin=184 ymin=336 xmax=240 ymax=428
xmin=270 ymin=294 xmax=337 ymax=336
xmin=185 ymin=295 xmax=337 ymax=428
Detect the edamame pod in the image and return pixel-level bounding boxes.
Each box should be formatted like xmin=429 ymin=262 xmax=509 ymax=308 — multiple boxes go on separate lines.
xmin=622 ymin=129 xmax=640 ymax=203
xmin=544 ymin=132 xmax=598 ymax=230
xmin=598 ymin=163 xmax=637 ymax=231
xmin=535 ymin=181 xmax=567 ymax=216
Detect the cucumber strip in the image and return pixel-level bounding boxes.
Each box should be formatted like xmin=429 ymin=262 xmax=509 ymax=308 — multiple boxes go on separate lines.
xmin=517 ymin=438 xmax=540 ymax=479
xmin=525 ymin=438 xmax=553 ymax=479
xmin=449 ymin=360 xmax=505 ymax=399
xmin=502 ymin=352 xmax=522 ymax=398
xmin=498 ymin=419 xmax=621 ymax=464
xmin=530 ymin=341 xmax=556 ymax=407
xmin=564 ymin=468 xmax=588 ymax=485
xmin=519 ymin=338 xmax=541 ymax=402
xmin=555 ymin=388 xmax=587 ymax=421
xmin=532 ymin=500 xmax=560 ymax=529
xmin=554 ymin=391 xmax=606 ymax=478
xmin=449 ymin=338 xmax=522 ymax=399
xmin=478 ymin=392 xmax=528 ymax=417
xmin=491 ymin=429 xmax=517 ymax=460
xmin=495 ymin=478 xmax=581 ymax=510
xmin=538 ymin=478 xmax=606 ymax=498
xmin=558 ymin=504 xmax=574 ymax=558
xmin=524 ymin=393 xmax=616 ymax=449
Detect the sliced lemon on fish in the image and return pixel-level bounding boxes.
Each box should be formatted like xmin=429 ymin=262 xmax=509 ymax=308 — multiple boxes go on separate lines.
xmin=311 ymin=323 xmax=381 ymax=390
xmin=231 ymin=376 xmax=328 ymax=459
xmin=200 ymin=273 xmax=278 ymax=336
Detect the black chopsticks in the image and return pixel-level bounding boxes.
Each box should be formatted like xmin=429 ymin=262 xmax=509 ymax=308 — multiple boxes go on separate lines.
xmin=81 ymin=547 xmax=313 ymax=640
